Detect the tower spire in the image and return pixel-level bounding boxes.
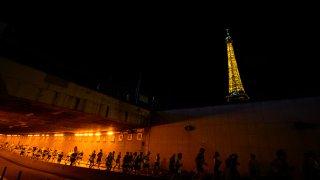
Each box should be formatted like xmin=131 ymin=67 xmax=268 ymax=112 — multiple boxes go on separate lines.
xmin=225 ymin=29 xmax=249 ymax=102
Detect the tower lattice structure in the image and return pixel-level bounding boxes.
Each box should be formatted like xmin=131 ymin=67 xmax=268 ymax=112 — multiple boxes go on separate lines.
xmin=225 ymin=29 xmax=249 ymax=102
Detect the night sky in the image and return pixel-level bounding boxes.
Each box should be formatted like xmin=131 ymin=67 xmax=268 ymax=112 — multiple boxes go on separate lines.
xmin=1 ymin=4 xmax=319 ymax=110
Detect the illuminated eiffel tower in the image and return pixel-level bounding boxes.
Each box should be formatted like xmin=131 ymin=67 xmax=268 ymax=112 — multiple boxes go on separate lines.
xmin=225 ymin=29 xmax=249 ymax=102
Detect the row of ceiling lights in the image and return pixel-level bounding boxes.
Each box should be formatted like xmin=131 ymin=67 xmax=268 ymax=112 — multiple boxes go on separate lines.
xmin=0 ymin=132 xmax=116 ymax=137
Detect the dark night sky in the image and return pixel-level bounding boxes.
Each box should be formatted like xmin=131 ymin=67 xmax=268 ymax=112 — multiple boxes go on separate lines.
xmin=1 ymin=3 xmax=319 ymax=110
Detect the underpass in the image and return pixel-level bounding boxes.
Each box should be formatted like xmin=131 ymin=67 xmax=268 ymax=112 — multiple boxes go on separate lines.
xmin=0 ymin=149 xmax=164 ymax=180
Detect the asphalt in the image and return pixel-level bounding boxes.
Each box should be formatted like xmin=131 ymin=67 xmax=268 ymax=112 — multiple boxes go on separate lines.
xmin=0 ymin=149 xmax=169 ymax=180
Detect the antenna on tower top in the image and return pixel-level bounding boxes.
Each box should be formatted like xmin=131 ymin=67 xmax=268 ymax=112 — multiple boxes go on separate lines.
xmin=225 ymin=28 xmax=232 ymax=41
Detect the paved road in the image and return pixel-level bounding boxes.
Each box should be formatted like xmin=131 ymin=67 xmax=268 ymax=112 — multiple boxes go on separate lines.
xmin=0 ymin=156 xmax=73 ymax=180
xmin=0 ymin=149 xmax=169 ymax=180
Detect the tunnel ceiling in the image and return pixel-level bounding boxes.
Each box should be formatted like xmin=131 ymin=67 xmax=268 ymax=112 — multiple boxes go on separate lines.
xmin=0 ymin=95 xmax=138 ymax=135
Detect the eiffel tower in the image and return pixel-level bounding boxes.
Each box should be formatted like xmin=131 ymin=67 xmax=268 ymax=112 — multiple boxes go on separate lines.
xmin=225 ymin=29 xmax=249 ymax=102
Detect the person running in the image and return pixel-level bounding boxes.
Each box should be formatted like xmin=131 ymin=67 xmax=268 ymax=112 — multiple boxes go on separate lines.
xmin=70 ymin=151 xmax=78 ymax=166
xmin=153 ymin=153 xmax=160 ymax=175
xmin=96 ymin=149 xmax=103 ymax=168
xmin=122 ymin=152 xmax=130 ymax=173
xmin=106 ymin=152 xmax=114 ymax=171
xmin=225 ymin=153 xmax=240 ymax=180
xmin=303 ymin=151 xmax=320 ymax=180
xmin=143 ymin=151 xmax=151 ymax=175
xmin=113 ymin=152 xmax=121 ymax=171
xmin=133 ymin=152 xmax=144 ymax=174
xmin=169 ymin=154 xmax=176 ymax=177
xmin=194 ymin=148 xmax=208 ymax=179
xmin=175 ymin=153 xmax=183 ymax=178
xmin=89 ymin=150 xmax=96 ymax=168
xmin=248 ymin=153 xmax=260 ymax=180
xmin=270 ymin=149 xmax=292 ymax=180
xmin=57 ymin=151 xmax=63 ymax=164
xmin=213 ymin=151 xmax=222 ymax=180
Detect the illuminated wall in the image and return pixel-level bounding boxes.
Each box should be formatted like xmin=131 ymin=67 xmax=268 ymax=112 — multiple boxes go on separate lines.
xmin=0 ymin=131 xmax=147 ymax=162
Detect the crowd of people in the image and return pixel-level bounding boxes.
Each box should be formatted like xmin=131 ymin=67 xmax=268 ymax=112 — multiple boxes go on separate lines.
xmin=1 ymin=142 xmax=320 ymax=179
xmin=190 ymin=148 xmax=320 ymax=180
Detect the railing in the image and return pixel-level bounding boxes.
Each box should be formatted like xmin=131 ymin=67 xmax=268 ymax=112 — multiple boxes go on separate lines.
xmin=0 ymin=166 xmax=22 ymax=180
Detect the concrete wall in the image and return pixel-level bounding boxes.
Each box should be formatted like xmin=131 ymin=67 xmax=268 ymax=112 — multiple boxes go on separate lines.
xmin=0 ymin=57 xmax=150 ymax=126
xmin=148 ymin=97 xmax=320 ymax=179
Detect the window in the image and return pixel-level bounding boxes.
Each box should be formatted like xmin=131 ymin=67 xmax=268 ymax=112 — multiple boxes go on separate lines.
xmin=127 ymin=134 xmax=132 ymax=141
xmin=137 ymin=133 xmax=143 ymax=141
xmin=118 ymin=134 xmax=123 ymax=141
